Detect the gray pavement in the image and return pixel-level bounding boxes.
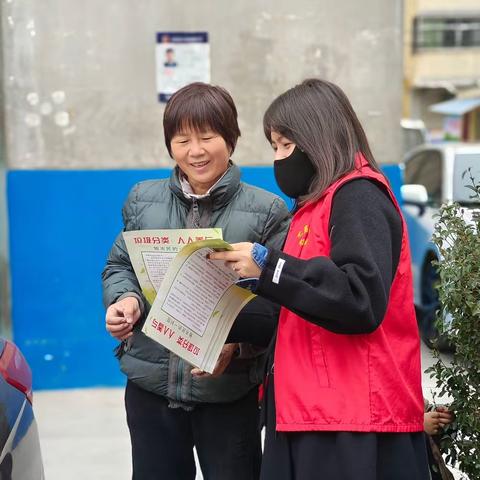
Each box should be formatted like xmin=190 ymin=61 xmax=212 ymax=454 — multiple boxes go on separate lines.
xmin=34 ymin=343 xmax=459 ymax=480
xmin=34 ymin=387 xmax=132 ymax=480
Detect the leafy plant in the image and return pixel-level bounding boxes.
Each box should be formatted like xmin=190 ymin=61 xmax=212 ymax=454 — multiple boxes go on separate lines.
xmin=427 ymin=172 xmax=480 ymax=479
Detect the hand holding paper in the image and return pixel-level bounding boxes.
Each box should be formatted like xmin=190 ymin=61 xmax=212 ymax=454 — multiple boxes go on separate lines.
xmin=191 ymin=343 xmax=239 ymax=377
xmin=209 ymin=242 xmax=261 ymax=279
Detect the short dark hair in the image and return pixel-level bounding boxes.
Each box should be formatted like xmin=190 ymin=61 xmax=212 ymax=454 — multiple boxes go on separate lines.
xmin=263 ymin=78 xmax=383 ymax=205
xmin=164 ymin=82 xmax=241 ymax=157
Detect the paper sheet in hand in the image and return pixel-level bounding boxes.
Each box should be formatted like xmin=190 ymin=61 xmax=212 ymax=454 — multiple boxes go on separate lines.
xmin=142 ymin=239 xmax=255 ymax=373
xmin=122 ymin=229 xmax=222 ymax=304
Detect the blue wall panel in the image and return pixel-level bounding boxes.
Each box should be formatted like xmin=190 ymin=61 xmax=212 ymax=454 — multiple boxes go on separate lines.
xmin=7 ymin=165 xmax=401 ymax=390
xmin=8 ymin=170 xmax=168 ymax=389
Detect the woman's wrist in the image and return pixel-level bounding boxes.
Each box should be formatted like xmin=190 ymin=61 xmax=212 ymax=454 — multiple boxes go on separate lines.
xmin=251 ymin=243 xmax=269 ymax=270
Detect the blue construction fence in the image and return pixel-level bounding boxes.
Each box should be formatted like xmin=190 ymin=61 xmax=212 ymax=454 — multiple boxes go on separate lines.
xmin=6 ymin=164 xmax=403 ymax=390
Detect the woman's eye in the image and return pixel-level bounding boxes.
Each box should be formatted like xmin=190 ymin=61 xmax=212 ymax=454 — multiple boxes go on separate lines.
xmin=283 ymin=143 xmax=291 ymax=149
xmin=201 ymin=137 xmax=213 ymax=141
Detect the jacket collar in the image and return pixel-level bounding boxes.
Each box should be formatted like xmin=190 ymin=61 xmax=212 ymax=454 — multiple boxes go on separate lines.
xmin=169 ymin=161 xmax=241 ymax=210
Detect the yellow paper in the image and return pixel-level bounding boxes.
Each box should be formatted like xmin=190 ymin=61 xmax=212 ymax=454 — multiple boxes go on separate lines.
xmin=122 ymin=229 xmax=222 ymax=304
xmin=142 ymin=239 xmax=255 ymax=373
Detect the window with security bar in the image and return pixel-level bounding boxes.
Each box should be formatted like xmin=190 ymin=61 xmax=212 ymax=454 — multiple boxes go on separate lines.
xmin=413 ymin=16 xmax=480 ymax=50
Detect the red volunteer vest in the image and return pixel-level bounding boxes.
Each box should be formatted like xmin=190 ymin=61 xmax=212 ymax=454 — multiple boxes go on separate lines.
xmin=274 ymin=155 xmax=424 ymax=432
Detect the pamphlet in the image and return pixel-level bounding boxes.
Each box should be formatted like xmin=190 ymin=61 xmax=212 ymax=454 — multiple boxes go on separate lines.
xmin=142 ymin=239 xmax=255 ymax=373
xmin=122 ymin=228 xmax=222 ymax=304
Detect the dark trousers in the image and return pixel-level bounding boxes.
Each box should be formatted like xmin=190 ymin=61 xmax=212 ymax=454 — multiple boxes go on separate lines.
xmin=260 ymin=374 xmax=430 ymax=480
xmin=125 ymin=380 xmax=262 ymax=480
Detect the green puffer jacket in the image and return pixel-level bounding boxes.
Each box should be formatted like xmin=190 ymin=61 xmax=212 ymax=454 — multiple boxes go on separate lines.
xmin=102 ymin=163 xmax=290 ymax=405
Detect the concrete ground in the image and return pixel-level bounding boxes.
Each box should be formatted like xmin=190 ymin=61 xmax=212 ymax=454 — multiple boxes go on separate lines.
xmin=33 ymin=343 xmax=459 ymax=480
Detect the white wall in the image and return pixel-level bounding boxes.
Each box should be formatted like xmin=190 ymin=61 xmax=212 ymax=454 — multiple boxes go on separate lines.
xmin=1 ymin=0 xmax=404 ymax=169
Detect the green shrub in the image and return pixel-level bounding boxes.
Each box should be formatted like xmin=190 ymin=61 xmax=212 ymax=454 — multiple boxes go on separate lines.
xmin=428 ymin=173 xmax=480 ymax=479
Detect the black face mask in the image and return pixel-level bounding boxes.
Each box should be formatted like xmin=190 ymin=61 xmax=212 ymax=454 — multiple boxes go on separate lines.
xmin=274 ymin=146 xmax=315 ymax=199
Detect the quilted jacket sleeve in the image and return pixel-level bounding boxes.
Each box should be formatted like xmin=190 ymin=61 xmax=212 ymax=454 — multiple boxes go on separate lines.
xmin=101 ymin=184 xmax=147 ymax=309
xmin=232 ymin=196 xmax=290 ymax=355
xmin=261 ymin=197 xmax=291 ymax=250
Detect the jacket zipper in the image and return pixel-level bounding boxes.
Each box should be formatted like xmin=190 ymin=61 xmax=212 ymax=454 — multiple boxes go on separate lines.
xmin=176 ymin=358 xmax=183 ymax=401
xmin=191 ymin=199 xmax=201 ymax=228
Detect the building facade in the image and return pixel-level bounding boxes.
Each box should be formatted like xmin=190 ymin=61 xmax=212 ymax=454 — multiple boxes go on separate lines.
xmin=404 ymin=0 xmax=480 ymax=141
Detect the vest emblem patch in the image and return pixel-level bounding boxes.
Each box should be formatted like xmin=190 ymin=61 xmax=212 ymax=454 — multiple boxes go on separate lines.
xmin=297 ymin=224 xmax=309 ymax=246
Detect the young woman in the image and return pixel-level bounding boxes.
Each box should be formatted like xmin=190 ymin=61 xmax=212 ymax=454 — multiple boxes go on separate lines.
xmin=210 ymin=79 xmax=429 ymax=480
xmin=103 ymin=82 xmax=290 ymax=480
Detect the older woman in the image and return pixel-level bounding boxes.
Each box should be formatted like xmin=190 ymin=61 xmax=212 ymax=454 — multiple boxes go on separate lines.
xmin=102 ymin=82 xmax=290 ymax=480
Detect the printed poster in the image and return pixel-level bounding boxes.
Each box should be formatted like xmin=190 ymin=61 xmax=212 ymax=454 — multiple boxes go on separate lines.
xmin=142 ymin=239 xmax=255 ymax=373
xmin=122 ymin=228 xmax=222 ymax=305
xmin=155 ymin=32 xmax=210 ymax=103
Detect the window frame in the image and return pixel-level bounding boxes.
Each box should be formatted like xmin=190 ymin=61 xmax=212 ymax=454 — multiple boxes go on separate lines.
xmin=413 ymin=15 xmax=480 ymax=51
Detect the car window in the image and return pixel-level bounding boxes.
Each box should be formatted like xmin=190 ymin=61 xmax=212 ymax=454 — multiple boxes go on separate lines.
xmin=453 ymin=153 xmax=480 ymax=204
xmin=404 ymin=150 xmax=443 ymax=206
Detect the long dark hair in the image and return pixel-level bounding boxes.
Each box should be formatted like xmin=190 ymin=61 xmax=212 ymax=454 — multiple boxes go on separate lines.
xmin=263 ymin=78 xmax=384 ymax=205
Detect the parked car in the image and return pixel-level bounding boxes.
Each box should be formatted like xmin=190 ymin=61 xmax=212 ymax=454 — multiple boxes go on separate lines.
xmin=401 ymin=118 xmax=427 ymax=154
xmin=0 ymin=338 xmax=44 ymax=479
xmin=401 ymin=142 xmax=480 ymax=349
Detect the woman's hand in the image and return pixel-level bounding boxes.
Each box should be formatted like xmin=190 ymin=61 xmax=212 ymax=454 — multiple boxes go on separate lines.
xmin=424 ymin=407 xmax=454 ymax=435
xmin=209 ymin=242 xmax=261 ymax=278
xmin=105 ymin=296 xmax=141 ymax=340
xmin=191 ymin=343 xmax=239 ymax=377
